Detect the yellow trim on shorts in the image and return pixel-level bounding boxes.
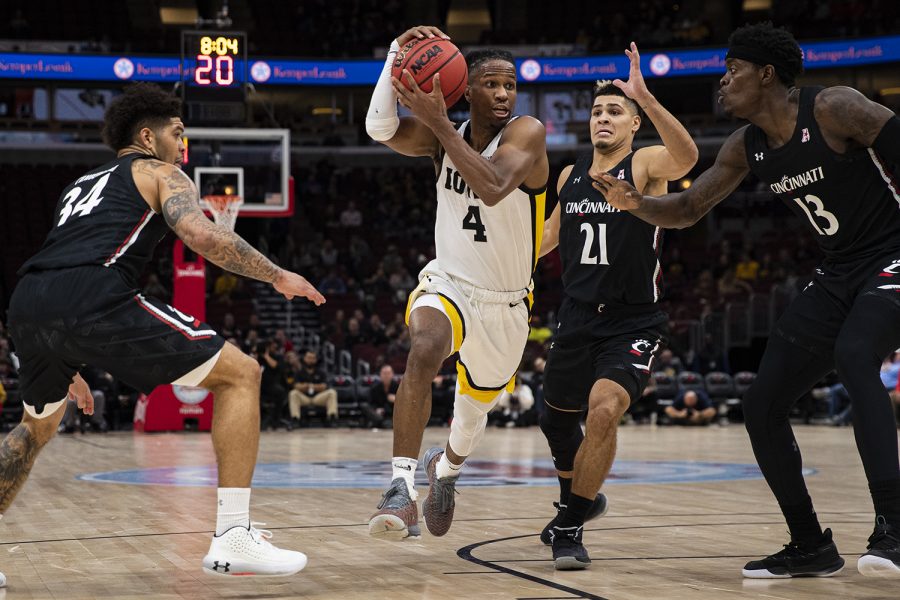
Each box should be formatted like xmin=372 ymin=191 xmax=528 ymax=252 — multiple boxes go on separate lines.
xmin=532 ymin=190 xmax=546 ymax=271
xmin=437 ymin=295 xmax=465 ymax=353
xmin=456 ymin=361 xmax=514 ymax=403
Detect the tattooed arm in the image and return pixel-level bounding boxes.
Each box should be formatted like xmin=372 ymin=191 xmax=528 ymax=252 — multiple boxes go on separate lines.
xmin=148 ymin=161 xmax=324 ymax=304
xmin=592 ymin=126 xmax=750 ymax=229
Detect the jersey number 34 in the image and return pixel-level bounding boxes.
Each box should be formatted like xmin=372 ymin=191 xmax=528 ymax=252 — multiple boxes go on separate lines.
xmin=58 ymin=173 xmax=112 ymax=226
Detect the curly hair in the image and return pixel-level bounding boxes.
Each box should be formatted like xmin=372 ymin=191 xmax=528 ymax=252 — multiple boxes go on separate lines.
xmin=465 ymin=49 xmax=515 ymax=79
xmin=101 ymin=83 xmax=182 ymax=151
xmin=592 ymin=80 xmax=640 ymax=116
xmin=728 ymin=22 xmax=804 ymax=86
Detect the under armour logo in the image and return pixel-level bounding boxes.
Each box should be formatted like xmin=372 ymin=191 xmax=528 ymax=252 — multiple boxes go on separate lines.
xmin=212 ymin=561 xmax=230 ymax=572
xmin=755 ymin=152 xmax=764 ymax=161
xmin=801 ymin=128 xmax=810 ymax=143
xmin=573 ymin=176 xmax=582 ymax=183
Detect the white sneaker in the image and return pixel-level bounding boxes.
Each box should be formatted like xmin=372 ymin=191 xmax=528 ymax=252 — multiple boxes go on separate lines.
xmin=202 ymin=523 xmax=308 ymax=577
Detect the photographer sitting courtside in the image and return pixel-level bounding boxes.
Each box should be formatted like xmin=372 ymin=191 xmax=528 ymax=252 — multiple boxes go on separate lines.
xmin=288 ymin=351 xmax=338 ymax=427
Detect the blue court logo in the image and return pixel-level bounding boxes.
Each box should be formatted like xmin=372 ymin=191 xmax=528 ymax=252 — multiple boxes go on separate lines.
xmin=76 ymin=460 xmax=814 ymax=488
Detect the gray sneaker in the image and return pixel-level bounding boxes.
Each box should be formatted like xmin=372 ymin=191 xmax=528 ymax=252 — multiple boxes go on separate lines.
xmin=368 ymin=477 xmax=421 ymax=540
xmin=422 ymin=447 xmax=459 ymax=537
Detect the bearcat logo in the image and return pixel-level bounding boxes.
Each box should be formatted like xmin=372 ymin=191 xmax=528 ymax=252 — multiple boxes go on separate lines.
xmin=409 ymin=44 xmax=444 ymax=75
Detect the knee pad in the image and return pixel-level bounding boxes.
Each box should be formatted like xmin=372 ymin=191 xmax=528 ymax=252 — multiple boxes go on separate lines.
xmin=448 ymin=393 xmax=494 ymax=457
xmin=539 ymin=408 xmax=584 ymax=472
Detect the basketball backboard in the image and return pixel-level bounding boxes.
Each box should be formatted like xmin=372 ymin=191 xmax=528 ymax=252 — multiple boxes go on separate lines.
xmin=182 ymin=127 xmax=292 ymax=217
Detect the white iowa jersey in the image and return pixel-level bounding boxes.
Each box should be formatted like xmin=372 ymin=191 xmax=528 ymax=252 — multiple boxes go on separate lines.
xmin=434 ymin=118 xmax=546 ymax=292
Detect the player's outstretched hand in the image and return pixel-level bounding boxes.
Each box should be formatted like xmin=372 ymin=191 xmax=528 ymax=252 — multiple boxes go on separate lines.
xmin=68 ymin=373 xmax=94 ymax=416
xmin=592 ymin=173 xmax=643 ymax=211
xmin=396 ymin=26 xmax=450 ymax=47
xmin=612 ymin=42 xmax=651 ymax=106
xmin=274 ymin=270 xmax=326 ymax=305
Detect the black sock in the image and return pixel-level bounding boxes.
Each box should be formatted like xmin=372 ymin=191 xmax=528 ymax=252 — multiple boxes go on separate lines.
xmin=869 ymin=477 xmax=900 ymax=527
xmin=558 ymin=476 xmax=572 ymax=507
xmin=780 ymin=496 xmax=824 ymax=545
xmin=558 ymin=493 xmax=593 ymax=529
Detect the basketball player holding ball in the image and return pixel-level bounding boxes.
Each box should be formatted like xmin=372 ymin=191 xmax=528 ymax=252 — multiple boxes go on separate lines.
xmin=365 ymin=25 xmax=549 ymax=540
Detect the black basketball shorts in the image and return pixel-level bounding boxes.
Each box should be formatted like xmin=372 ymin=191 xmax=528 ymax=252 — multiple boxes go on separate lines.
xmin=774 ymin=249 xmax=900 ymax=355
xmin=7 ymin=266 xmax=225 ymax=417
xmin=543 ymin=297 xmax=667 ymax=411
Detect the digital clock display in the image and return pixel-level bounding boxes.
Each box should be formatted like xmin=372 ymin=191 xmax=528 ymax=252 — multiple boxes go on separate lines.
xmin=181 ymin=30 xmax=247 ymax=88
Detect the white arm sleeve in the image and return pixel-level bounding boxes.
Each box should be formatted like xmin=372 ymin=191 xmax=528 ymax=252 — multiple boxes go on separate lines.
xmin=365 ymin=40 xmax=401 ymax=141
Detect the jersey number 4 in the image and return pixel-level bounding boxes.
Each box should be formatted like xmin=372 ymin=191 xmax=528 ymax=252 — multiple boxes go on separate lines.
xmin=462 ymin=206 xmax=487 ymax=242
xmin=58 ymin=173 xmax=112 ymax=226
xmin=579 ymin=223 xmax=610 ymax=265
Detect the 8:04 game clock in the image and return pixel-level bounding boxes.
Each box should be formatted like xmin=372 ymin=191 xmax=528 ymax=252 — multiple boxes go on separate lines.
xmin=180 ymin=30 xmax=248 ymax=123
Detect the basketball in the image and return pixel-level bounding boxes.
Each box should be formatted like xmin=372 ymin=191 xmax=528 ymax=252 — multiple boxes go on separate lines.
xmin=392 ymin=38 xmax=468 ymax=108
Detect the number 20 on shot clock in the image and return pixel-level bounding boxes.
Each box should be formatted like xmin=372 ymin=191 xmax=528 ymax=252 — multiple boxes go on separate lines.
xmin=180 ymin=30 xmax=247 ymax=88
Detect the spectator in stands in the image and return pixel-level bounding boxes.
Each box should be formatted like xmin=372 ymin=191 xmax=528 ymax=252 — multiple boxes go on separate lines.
xmin=340 ymin=201 xmax=363 ymax=227
xmin=213 ymin=271 xmax=240 ymax=305
xmin=320 ymin=239 xmax=339 ymax=267
xmin=248 ymin=313 xmax=269 ymax=338
xmin=735 ymin=250 xmax=760 ymax=282
xmin=530 ymin=356 xmax=546 ymax=418
xmin=363 ymin=364 xmax=398 ymax=428
xmin=319 ymin=269 xmax=348 ymax=295
xmin=273 ymin=329 xmax=294 ymax=354
xmin=528 ymin=315 xmax=553 ymax=344
xmin=288 ymin=350 xmax=338 ymax=427
xmin=387 ymin=267 xmax=415 ymax=301
xmin=368 ymin=314 xmax=389 ymax=346
xmin=692 ymin=268 xmax=716 ymax=302
xmin=344 ymin=318 xmax=369 ymax=350
xmin=242 ymin=329 xmax=260 ymax=355
xmin=381 ymin=244 xmax=403 ymax=275
xmin=219 ymin=312 xmax=242 ymax=341
xmin=652 ymin=348 xmax=683 ymax=377
xmin=717 ymin=267 xmax=753 ymax=298
xmin=665 ymin=389 xmax=716 ymax=425
xmin=494 ymin=375 xmax=535 ymax=427
xmin=258 ymin=339 xmax=289 ymax=430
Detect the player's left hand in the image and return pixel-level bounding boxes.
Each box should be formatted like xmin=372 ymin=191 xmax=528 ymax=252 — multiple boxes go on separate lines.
xmin=392 ymin=71 xmax=448 ymax=129
xmin=68 ymin=373 xmax=94 ymax=416
xmin=592 ymin=173 xmax=643 ymax=211
xmin=612 ymin=42 xmax=651 ymax=106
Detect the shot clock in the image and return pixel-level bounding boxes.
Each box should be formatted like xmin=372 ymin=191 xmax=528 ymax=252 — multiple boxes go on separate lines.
xmin=180 ymin=30 xmax=248 ymax=123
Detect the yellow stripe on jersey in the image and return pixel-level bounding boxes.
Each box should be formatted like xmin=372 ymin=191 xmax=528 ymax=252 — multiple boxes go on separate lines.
xmin=456 ymin=361 xmax=513 ymax=403
xmin=525 ymin=290 xmax=534 ymax=315
xmin=437 ymin=294 xmax=465 ymax=353
xmin=532 ymin=189 xmax=546 ymax=272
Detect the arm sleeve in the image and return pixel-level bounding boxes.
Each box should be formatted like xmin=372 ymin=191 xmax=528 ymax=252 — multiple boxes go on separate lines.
xmin=365 ymin=40 xmax=401 ymax=141
xmin=872 ymin=115 xmax=900 ymax=165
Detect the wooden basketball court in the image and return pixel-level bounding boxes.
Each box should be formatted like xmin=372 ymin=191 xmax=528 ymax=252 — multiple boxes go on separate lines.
xmin=1 ymin=424 xmax=894 ymax=599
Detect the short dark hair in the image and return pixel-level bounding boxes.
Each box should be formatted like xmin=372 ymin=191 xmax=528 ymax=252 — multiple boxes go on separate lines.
xmin=101 ymin=83 xmax=182 ymax=151
xmin=465 ymin=49 xmax=515 ymax=78
xmin=592 ymin=80 xmax=640 ymax=116
xmin=728 ymin=22 xmax=804 ymax=86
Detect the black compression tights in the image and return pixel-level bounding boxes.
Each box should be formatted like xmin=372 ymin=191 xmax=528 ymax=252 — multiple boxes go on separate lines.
xmin=742 ymin=295 xmax=900 ymax=508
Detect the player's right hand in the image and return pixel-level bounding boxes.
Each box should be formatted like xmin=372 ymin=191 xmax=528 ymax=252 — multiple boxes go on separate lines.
xmin=274 ymin=270 xmax=326 ymax=305
xmin=396 ymin=26 xmax=450 ymax=47
xmin=68 ymin=373 xmax=94 ymax=416
xmin=592 ymin=173 xmax=643 ymax=211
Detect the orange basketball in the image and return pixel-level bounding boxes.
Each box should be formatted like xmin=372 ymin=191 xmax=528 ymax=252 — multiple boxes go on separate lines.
xmin=392 ymin=38 xmax=468 ymax=109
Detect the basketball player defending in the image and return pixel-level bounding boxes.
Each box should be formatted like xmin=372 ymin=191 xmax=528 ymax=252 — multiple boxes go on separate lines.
xmin=537 ymin=44 xmax=698 ymax=569
xmin=365 ymin=26 xmax=548 ymax=539
xmin=596 ymin=23 xmax=900 ymax=579
xmin=4 ymin=84 xmax=324 ymax=578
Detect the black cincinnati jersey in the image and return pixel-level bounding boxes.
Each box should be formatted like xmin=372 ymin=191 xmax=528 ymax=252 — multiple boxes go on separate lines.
xmin=558 ymin=153 xmax=663 ymax=307
xmin=745 ymin=86 xmax=900 ymax=261
xmin=18 ymin=153 xmax=169 ymax=287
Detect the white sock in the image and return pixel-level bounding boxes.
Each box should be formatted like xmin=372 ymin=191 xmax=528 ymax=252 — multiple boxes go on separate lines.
xmin=436 ymin=452 xmax=463 ymax=479
xmin=215 ymin=487 xmax=250 ymax=536
xmin=392 ymin=457 xmax=418 ymax=500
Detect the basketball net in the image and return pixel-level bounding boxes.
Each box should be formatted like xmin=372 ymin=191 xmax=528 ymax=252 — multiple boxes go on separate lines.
xmin=205 ymin=195 xmax=243 ymax=231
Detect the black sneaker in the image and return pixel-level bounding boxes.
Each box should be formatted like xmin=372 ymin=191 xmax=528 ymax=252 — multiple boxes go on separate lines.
xmin=551 ymin=525 xmax=590 ymax=570
xmin=858 ymin=516 xmax=900 ymax=578
xmin=742 ymin=528 xmax=844 ymax=578
xmin=540 ymin=493 xmax=609 ymax=546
